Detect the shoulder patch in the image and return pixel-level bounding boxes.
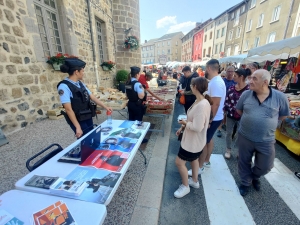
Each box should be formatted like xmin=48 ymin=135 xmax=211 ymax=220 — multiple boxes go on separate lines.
xmin=58 ymin=89 xmax=64 ymax=96
xmin=139 ymin=85 xmax=142 ymax=89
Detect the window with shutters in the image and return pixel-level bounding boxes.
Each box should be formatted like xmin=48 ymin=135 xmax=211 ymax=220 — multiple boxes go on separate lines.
xmin=33 ymin=0 xmax=64 ymax=58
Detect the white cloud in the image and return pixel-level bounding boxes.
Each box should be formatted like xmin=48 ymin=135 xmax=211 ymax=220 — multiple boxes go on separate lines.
xmin=156 ymin=16 xmax=177 ymax=29
xmin=167 ymin=21 xmax=196 ymax=34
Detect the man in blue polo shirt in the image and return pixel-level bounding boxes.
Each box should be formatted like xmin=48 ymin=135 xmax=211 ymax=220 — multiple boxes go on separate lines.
xmin=236 ymin=69 xmax=290 ymax=196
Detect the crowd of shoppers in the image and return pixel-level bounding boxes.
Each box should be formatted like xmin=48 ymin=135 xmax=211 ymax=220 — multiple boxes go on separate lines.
xmin=173 ymin=59 xmax=291 ymax=198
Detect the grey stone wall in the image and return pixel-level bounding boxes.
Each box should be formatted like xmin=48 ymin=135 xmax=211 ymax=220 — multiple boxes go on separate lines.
xmin=0 ymin=0 xmax=141 ymax=134
xmin=112 ymin=0 xmax=141 ymax=70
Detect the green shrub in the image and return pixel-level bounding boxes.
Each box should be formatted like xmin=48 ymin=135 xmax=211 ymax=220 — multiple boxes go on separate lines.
xmin=116 ymin=70 xmax=129 ymax=83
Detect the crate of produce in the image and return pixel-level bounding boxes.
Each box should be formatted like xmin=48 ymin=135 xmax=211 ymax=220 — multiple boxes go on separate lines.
xmin=97 ymin=100 xmax=128 ymax=110
xmin=146 ymin=108 xmax=173 ymax=115
xmin=146 ymin=100 xmax=173 ymax=109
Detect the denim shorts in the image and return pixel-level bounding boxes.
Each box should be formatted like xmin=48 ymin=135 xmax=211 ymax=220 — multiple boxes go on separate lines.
xmin=207 ymin=120 xmax=222 ymax=143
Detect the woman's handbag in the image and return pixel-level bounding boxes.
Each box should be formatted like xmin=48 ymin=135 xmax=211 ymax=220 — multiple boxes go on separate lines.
xmin=178 ymin=128 xmax=185 ymax=141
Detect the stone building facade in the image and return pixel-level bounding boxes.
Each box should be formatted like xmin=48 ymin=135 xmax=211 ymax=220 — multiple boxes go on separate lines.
xmin=225 ymin=1 xmax=248 ymax=57
xmin=242 ymin=0 xmax=300 ymax=53
xmin=154 ymin=32 xmax=183 ymax=63
xmin=0 ymin=0 xmax=141 ymax=134
xmin=141 ymin=38 xmax=157 ymax=64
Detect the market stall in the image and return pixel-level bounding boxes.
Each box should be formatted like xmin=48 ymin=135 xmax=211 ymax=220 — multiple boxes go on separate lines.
xmin=219 ymin=54 xmax=247 ymax=64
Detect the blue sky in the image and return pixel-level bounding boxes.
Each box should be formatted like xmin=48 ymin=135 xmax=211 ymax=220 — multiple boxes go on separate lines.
xmin=140 ymin=0 xmax=243 ymax=43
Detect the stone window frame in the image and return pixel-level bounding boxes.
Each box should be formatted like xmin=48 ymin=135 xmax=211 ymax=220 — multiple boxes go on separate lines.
xmin=95 ymin=17 xmax=108 ymax=63
xmin=254 ymin=36 xmax=260 ymax=47
xmin=33 ymin=0 xmax=65 ymax=58
xmin=226 ymin=46 xmax=231 ymax=56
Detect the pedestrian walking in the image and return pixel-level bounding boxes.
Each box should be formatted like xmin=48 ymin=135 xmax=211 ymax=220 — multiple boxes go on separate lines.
xmin=179 ymin=66 xmax=199 ymax=113
xmin=188 ymin=59 xmax=226 ymax=176
xmin=236 ymin=69 xmax=290 ymax=196
xmin=174 ymin=77 xmax=212 ymax=198
xmin=223 ymin=68 xmax=251 ymax=159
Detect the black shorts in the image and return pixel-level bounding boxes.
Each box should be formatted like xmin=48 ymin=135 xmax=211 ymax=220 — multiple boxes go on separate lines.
xmin=207 ymin=120 xmax=222 ymax=143
xmin=178 ymin=146 xmax=202 ymax=162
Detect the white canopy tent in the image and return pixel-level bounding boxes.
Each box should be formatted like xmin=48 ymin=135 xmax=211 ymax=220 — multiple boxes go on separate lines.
xmin=246 ymin=36 xmax=300 ymax=62
xmin=219 ymin=54 xmax=247 ymax=64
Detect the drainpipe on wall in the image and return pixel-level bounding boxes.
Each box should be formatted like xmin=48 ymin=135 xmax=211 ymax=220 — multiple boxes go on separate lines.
xmin=283 ymin=0 xmax=295 ymax=39
xmin=87 ymin=0 xmax=100 ymax=87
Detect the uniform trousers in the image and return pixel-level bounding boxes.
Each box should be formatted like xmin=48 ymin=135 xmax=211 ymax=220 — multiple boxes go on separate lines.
xmin=128 ymin=101 xmax=144 ymax=121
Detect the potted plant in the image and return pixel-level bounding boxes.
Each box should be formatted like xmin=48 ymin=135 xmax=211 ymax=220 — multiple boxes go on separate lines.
xmin=46 ymin=53 xmax=77 ymax=70
xmin=100 ymin=60 xmax=116 ymax=71
xmin=123 ymin=36 xmax=139 ymax=51
xmin=116 ymin=69 xmax=129 ymax=93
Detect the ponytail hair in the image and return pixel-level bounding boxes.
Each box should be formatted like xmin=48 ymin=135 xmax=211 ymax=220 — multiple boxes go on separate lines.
xmin=245 ymin=68 xmax=252 ymax=76
xmin=204 ymin=93 xmax=213 ymax=105
xmin=126 ymin=72 xmax=131 ymax=84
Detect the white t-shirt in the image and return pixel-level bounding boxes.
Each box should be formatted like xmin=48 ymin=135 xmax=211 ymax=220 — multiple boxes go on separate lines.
xmin=208 ymin=75 xmax=226 ymax=121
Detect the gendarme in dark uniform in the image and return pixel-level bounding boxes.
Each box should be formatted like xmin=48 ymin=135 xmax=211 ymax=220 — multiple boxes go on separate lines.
xmin=125 ymin=66 xmax=147 ymax=121
xmin=57 ymin=58 xmax=111 ymax=138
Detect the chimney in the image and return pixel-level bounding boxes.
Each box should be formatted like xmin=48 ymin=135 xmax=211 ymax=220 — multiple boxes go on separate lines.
xmin=145 ymin=40 xmax=147 ymax=43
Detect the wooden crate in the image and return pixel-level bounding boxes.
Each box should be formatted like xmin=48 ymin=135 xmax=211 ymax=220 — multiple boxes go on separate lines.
xmin=146 ymin=108 xmax=173 ymax=115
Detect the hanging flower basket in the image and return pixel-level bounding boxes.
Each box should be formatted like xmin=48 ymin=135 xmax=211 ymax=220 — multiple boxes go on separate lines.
xmin=123 ymin=36 xmax=139 ymax=51
xmin=100 ymin=61 xmax=116 ymax=71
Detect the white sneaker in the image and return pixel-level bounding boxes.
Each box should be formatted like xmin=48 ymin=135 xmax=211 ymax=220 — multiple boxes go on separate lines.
xmin=188 ymin=177 xmax=200 ymax=188
xmin=203 ymin=162 xmax=211 ymax=168
xmin=188 ymin=167 xmax=205 ymax=176
xmin=174 ymin=184 xmax=190 ymax=198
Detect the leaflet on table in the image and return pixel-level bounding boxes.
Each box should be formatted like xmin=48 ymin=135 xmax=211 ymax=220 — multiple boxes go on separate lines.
xmin=50 ymin=167 xmax=121 ymax=204
xmin=58 ymin=143 xmax=81 ymax=164
xmin=80 ymin=149 xmax=129 ymax=172
xmin=119 ymin=120 xmax=135 ymax=128
xmin=25 ymin=175 xmax=59 ymax=189
xmin=49 ymin=178 xmax=88 ymax=197
xmin=32 ymin=200 xmax=77 ymax=225
xmin=0 ymin=210 xmax=24 ymax=225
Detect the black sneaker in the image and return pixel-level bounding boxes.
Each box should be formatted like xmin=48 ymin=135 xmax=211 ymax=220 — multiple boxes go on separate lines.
xmin=252 ymin=179 xmax=261 ymax=191
xmin=295 ymin=172 xmax=300 ymax=181
xmin=217 ymin=130 xmax=222 ymax=138
xmin=239 ymin=185 xmax=249 ymax=196
xmin=142 ymin=138 xmax=148 ymax=144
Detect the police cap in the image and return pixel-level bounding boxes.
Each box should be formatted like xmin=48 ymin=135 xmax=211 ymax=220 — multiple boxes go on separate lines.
xmin=130 ymin=66 xmax=140 ymax=74
xmin=64 ymin=58 xmax=86 ymax=69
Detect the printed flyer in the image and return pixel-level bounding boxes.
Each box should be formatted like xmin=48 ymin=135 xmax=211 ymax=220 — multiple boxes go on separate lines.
xmin=80 ymin=150 xmax=129 ymax=172
xmin=52 ymin=167 xmax=121 ymax=204
xmin=32 ymin=201 xmax=76 ymax=225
